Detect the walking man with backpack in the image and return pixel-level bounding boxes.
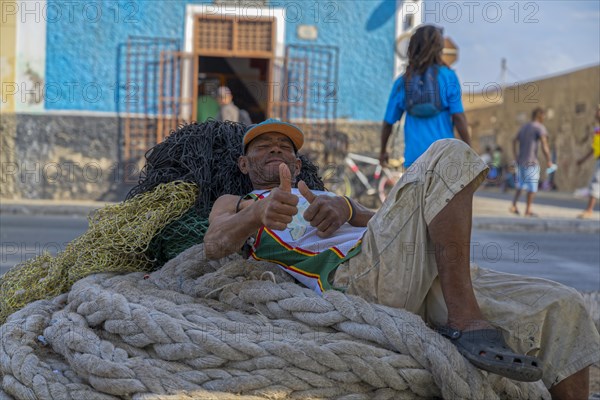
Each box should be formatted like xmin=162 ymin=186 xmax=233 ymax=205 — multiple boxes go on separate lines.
xmin=379 ymin=25 xmax=470 ymax=169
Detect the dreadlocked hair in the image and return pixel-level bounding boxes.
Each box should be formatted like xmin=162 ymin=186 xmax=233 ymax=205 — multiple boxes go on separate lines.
xmin=405 ymin=25 xmax=446 ymax=82
xmin=127 ymin=120 xmax=325 ymax=220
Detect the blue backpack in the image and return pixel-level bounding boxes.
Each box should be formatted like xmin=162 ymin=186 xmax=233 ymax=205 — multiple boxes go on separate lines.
xmin=404 ymin=66 xmax=443 ymax=118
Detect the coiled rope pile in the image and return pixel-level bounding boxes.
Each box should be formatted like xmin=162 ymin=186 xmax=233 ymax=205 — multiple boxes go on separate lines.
xmin=1 ymin=244 xmax=551 ymax=400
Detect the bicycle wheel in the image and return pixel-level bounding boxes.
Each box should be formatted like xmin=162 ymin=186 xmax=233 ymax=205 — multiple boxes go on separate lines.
xmin=322 ymin=166 xmax=353 ymax=197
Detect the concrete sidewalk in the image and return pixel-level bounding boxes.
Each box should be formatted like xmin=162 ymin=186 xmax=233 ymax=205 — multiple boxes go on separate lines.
xmin=472 ymin=193 xmax=600 ymax=233
xmin=0 ymin=198 xmax=116 ymax=217
xmin=1 ymin=192 xmax=599 ymax=233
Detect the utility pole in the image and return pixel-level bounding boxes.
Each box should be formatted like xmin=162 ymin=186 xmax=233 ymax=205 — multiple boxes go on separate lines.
xmin=500 ymin=58 xmax=508 ymax=88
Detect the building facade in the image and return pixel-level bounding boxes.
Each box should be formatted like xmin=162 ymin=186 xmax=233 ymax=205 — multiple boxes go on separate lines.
xmin=1 ymin=0 xmax=426 ymax=200
xmin=3 ymin=0 xmax=597 ymax=199
xmin=464 ymin=64 xmax=600 ymax=192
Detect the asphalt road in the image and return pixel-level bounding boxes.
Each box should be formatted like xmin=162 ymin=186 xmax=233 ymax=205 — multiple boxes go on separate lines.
xmin=470 ymin=228 xmax=600 ymax=292
xmin=1 ymin=214 xmax=599 ymax=292
xmin=0 ymin=214 xmax=89 ymax=276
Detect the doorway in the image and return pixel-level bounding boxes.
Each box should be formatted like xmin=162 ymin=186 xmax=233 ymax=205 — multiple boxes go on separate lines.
xmin=196 ymin=56 xmax=270 ymax=123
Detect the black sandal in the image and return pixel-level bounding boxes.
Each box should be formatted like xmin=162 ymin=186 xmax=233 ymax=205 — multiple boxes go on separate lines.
xmin=437 ymin=327 xmax=543 ymax=382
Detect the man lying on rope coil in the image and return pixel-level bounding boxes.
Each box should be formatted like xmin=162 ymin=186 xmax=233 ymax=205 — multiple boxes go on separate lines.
xmin=204 ymin=118 xmax=599 ymax=400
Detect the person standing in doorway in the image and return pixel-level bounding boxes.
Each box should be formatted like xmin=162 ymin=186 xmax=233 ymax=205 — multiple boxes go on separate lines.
xmin=510 ymin=107 xmax=552 ymax=217
xmin=379 ymin=25 xmax=470 ymax=169
xmin=216 ymin=86 xmax=252 ymax=125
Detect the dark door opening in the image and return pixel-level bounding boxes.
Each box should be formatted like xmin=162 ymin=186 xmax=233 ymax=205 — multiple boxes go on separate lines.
xmin=196 ymin=56 xmax=270 ymax=123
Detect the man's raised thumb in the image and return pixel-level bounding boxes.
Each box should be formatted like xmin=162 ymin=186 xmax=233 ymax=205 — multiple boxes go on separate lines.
xmin=298 ymin=180 xmax=316 ymax=203
xmin=278 ymin=163 xmax=292 ymax=192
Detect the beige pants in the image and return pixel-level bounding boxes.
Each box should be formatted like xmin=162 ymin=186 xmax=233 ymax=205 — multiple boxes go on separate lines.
xmin=334 ymin=139 xmax=600 ymax=388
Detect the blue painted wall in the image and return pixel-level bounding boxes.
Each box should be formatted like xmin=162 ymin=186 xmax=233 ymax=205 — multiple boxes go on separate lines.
xmin=45 ymin=0 xmax=396 ymax=121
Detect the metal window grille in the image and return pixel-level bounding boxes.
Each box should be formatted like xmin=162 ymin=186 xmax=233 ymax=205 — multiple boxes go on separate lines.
xmin=120 ymin=36 xmax=180 ymax=164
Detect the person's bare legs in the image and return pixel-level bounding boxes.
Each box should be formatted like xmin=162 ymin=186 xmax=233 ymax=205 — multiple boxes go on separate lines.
xmin=510 ymin=188 xmax=522 ymax=215
xmin=578 ymin=196 xmax=597 ymax=218
xmin=524 ymin=191 xmax=537 ymax=216
xmin=429 ymin=177 xmax=590 ymax=394
xmin=429 ymin=178 xmax=491 ymax=331
xmin=549 ymin=366 xmax=589 ymax=400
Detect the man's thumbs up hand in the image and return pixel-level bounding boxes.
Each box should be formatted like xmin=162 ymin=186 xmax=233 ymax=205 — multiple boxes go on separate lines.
xmin=256 ymin=163 xmax=299 ymax=231
xmin=299 ymin=180 xmax=351 ymax=238
xmin=297 ymin=180 xmax=316 ymax=203
xmin=279 ymin=163 xmax=292 ymax=193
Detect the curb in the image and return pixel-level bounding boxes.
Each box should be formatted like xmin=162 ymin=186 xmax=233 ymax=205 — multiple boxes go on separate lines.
xmin=0 ymin=204 xmax=106 ymax=218
xmin=2 ymin=203 xmax=598 ymax=234
xmin=473 ymin=216 xmax=600 ymax=234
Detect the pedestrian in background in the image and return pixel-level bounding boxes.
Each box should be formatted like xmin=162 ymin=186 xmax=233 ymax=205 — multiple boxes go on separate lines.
xmin=485 ymin=145 xmax=505 ymax=187
xmin=196 ymin=92 xmax=220 ymax=123
xmin=379 ymin=25 xmax=470 ymax=169
xmin=480 ymin=146 xmax=492 ymax=165
xmin=492 ymin=145 xmax=504 ymax=180
xmin=576 ymin=105 xmax=600 ymax=219
xmin=509 ymin=107 xmax=553 ymax=217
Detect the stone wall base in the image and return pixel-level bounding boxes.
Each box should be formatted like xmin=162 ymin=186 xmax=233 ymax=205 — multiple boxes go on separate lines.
xmin=1 ymin=114 xmax=388 ymax=201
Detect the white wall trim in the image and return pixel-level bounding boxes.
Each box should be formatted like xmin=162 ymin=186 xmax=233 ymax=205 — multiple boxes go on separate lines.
xmin=180 ymin=4 xmax=286 ymax=118
xmin=15 ymin=0 xmax=47 ymax=112
xmin=394 ymin=0 xmax=423 ymax=79
xmin=15 ymin=110 xmax=138 ymax=118
xmin=184 ymin=4 xmax=286 ymax=58
xmin=13 ymin=110 xmax=385 ymax=124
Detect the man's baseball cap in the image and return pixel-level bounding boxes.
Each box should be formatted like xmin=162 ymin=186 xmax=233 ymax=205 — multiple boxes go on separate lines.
xmin=243 ymin=118 xmax=304 ymax=151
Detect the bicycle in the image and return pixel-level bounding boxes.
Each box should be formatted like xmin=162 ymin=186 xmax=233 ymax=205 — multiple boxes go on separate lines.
xmin=323 ymin=152 xmax=404 ymax=206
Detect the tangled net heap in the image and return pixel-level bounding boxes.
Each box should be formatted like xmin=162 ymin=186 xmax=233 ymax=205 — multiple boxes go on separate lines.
xmin=0 ymin=244 xmax=551 ymax=400
xmin=0 ymin=182 xmax=197 ymax=324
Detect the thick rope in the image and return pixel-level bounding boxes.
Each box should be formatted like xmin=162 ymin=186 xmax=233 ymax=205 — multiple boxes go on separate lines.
xmin=1 ymin=244 xmax=551 ymax=400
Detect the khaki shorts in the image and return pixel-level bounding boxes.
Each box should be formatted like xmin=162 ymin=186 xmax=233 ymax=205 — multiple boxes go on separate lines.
xmin=334 ymin=139 xmax=600 ymax=388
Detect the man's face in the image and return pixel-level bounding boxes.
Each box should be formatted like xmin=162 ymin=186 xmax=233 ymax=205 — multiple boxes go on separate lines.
xmin=238 ymin=132 xmax=302 ymax=189
xmin=536 ymin=111 xmax=545 ymax=122
xmin=218 ymin=93 xmax=232 ymax=106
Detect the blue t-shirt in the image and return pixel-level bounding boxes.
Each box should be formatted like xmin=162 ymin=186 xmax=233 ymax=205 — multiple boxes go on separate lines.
xmin=384 ymin=66 xmax=464 ymax=167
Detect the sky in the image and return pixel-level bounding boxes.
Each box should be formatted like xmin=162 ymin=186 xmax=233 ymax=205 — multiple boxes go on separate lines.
xmin=418 ymin=0 xmax=600 ymax=87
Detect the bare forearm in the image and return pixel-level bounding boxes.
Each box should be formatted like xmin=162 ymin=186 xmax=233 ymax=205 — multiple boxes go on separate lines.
xmin=346 ymin=197 xmax=375 ymax=227
xmin=204 ymin=205 xmax=262 ymax=259
xmin=542 ymin=147 xmax=551 ymax=164
xmin=452 ymin=113 xmax=471 ymax=146
xmin=541 ymin=137 xmax=552 ymax=165
xmin=380 ymin=122 xmax=393 ymax=154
